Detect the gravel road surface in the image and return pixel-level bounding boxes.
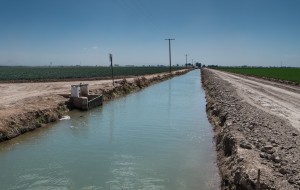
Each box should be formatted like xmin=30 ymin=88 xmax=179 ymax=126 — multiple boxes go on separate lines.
xmin=211 ymin=69 xmax=300 ymax=131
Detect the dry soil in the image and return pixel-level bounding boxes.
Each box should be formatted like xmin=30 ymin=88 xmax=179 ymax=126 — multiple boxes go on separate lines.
xmin=203 ymin=68 xmax=300 ymax=190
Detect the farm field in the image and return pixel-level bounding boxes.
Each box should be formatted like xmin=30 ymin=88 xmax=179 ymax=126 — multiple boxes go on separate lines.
xmin=215 ymin=67 xmax=300 ymax=84
xmin=0 ymin=66 xmax=184 ymax=81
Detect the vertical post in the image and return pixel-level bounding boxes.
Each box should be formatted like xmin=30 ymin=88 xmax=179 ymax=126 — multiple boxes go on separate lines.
xmin=168 ymin=40 xmax=171 ymax=73
xmin=256 ymin=169 xmax=261 ymax=190
xmin=185 ymin=54 xmax=188 ymax=67
xmin=165 ymin=39 xmax=175 ymax=73
xmin=109 ymin=53 xmax=114 ymax=86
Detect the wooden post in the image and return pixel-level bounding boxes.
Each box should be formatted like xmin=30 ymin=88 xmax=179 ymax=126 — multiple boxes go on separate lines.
xmin=109 ymin=53 xmax=114 ymax=86
xmin=256 ymin=169 xmax=261 ymax=190
xmin=165 ymin=39 xmax=175 ymax=73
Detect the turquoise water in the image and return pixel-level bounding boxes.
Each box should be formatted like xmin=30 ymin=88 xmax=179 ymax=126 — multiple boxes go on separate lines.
xmin=0 ymin=70 xmax=220 ymax=190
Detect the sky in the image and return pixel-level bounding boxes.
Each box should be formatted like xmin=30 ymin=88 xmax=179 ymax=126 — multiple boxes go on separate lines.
xmin=0 ymin=0 xmax=299 ymax=67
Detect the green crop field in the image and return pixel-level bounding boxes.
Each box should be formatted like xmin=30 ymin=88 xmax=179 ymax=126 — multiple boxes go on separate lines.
xmin=0 ymin=66 xmax=185 ymax=81
xmin=216 ymin=67 xmax=300 ymax=84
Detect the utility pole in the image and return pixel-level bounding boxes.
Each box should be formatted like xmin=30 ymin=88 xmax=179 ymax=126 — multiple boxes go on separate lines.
xmin=165 ymin=38 xmax=175 ymax=73
xmin=109 ymin=53 xmax=114 ymax=86
xmin=185 ymin=54 xmax=188 ymax=67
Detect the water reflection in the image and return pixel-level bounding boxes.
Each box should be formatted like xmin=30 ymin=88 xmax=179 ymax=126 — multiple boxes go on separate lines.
xmin=168 ymin=80 xmax=172 ymax=129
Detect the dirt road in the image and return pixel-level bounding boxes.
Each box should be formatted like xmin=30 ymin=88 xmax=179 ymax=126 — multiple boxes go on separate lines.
xmin=0 ymin=71 xmax=179 ymax=108
xmin=210 ymin=69 xmax=300 ymax=131
xmin=203 ymin=68 xmax=300 ymax=189
xmin=0 ymin=78 xmax=137 ymax=108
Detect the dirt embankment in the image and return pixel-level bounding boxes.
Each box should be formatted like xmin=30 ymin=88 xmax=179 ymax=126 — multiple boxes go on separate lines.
xmin=0 ymin=70 xmax=190 ymax=142
xmin=201 ymin=68 xmax=300 ymax=190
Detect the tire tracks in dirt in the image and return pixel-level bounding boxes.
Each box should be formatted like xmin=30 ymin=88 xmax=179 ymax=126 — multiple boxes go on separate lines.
xmin=211 ymin=69 xmax=300 ymax=131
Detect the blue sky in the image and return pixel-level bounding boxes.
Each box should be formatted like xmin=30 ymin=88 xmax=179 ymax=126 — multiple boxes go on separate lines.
xmin=0 ymin=0 xmax=299 ymax=67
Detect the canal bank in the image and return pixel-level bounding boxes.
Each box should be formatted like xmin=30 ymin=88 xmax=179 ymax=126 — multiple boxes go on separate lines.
xmin=0 ymin=69 xmax=190 ymax=142
xmin=0 ymin=69 xmax=220 ymax=189
xmin=201 ymin=68 xmax=300 ymax=190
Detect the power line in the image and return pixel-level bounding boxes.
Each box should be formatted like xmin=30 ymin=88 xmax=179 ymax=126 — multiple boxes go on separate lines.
xmin=165 ymin=39 xmax=175 ymax=73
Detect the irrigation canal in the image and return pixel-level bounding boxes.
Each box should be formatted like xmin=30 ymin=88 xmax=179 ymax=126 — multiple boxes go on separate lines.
xmin=0 ymin=70 xmax=220 ymax=189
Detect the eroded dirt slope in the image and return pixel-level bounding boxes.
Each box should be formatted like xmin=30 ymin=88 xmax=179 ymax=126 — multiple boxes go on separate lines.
xmin=202 ymin=68 xmax=300 ymax=189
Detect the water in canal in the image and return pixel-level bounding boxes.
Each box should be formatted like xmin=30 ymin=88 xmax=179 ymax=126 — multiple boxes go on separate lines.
xmin=0 ymin=70 xmax=220 ymax=190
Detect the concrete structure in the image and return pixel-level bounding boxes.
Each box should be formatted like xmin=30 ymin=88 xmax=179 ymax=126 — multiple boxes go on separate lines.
xmin=71 ymin=85 xmax=80 ymax=97
xmin=70 ymin=83 xmax=102 ymax=110
xmin=71 ymin=84 xmax=89 ymax=98
xmin=80 ymin=84 xmax=89 ymax=96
